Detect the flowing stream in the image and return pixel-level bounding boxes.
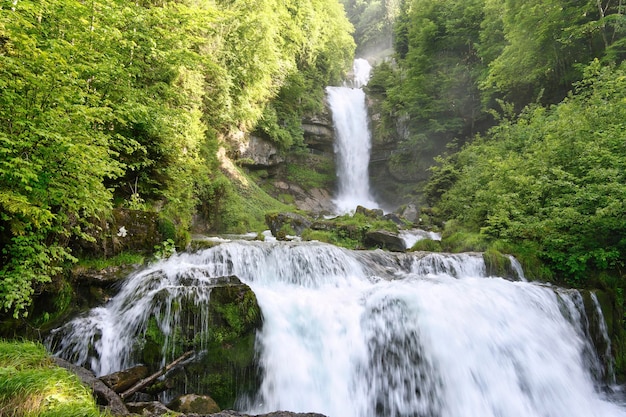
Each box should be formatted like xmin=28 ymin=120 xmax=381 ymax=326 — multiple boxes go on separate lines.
xmin=48 ymin=240 xmax=626 ymax=417
xmin=327 ymin=58 xmax=379 ymax=214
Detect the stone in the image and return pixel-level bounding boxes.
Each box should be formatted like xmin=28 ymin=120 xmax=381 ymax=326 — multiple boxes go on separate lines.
xmin=168 ymin=394 xmax=221 ymax=414
xmin=398 ymin=204 xmax=419 ymax=224
xmin=302 ymin=108 xmax=335 ymax=154
xmin=100 ymin=364 xmax=149 ymax=393
xmin=383 ymin=213 xmax=405 ymax=226
xmin=355 ymin=205 xmax=384 ymax=218
xmin=265 ymin=212 xmax=313 ymax=237
xmin=136 ymin=280 xmax=262 ymax=409
xmin=126 ymin=401 xmax=171 ymax=416
xmin=364 ymin=230 xmax=406 ymax=252
xmin=238 ymin=135 xmax=284 ymax=167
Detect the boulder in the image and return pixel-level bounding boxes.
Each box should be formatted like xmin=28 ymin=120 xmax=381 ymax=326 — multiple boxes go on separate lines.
xmin=265 ymin=212 xmax=313 ymax=238
xmin=364 ymin=230 xmax=406 ymax=252
xmin=134 ymin=278 xmax=263 ymax=410
xmin=398 ymin=204 xmax=419 ymax=224
xmin=355 ymin=205 xmax=384 ymax=218
xmin=168 ymin=394 xmax=221 ymax=414
xmin=383 ymin=213 xmax=405 ymax=227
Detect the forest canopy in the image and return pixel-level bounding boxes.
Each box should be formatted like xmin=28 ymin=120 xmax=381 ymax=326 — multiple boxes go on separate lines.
xmin=0 ymin=0 xmax=354 ymax=317
xmin=368 ymin=0 xmax=626 ymax=282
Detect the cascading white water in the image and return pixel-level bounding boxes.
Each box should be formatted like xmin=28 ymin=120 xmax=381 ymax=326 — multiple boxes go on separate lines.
xmin=48 ymin=241 xmax=626 ymax=417
xmin=327 ymin=58 xmax=379 ymax=214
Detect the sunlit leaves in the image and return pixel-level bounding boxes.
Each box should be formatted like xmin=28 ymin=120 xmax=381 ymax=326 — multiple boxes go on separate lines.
xmin=431 ymin=61 xmax=626 ymax=282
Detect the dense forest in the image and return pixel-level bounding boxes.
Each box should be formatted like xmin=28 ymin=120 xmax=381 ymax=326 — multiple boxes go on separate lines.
xmin=368 ymin=0 xmax=626 ymax=285
xmin=0 ymin=0 xmax=355 ymax=318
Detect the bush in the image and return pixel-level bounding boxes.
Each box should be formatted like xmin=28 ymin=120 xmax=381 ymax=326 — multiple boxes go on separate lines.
xmin=409 ymin=239 xmax=442 ymax=252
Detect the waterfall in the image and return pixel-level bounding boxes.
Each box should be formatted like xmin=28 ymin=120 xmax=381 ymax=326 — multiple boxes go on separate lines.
xmin=327 ymin=58 xmax=379 ymax=214
xmin=47 ymin=241 xmax=626 ymax=416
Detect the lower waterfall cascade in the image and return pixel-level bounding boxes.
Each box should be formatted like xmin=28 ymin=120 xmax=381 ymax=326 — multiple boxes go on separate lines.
xmin=48 ymin=240 xmax=626 ymax=417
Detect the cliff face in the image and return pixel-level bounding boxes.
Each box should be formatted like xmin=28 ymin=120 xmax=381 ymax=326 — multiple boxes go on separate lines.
xmin=222 ymin=89 xmax=428 ymax=215
xmin=367 ymin=93 xmax=433 ymax=210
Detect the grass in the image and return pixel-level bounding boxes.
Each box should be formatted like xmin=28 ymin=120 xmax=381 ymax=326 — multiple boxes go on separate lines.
xmin=0 ymin=340 xmax=105 ymax=417
xmin=76 ymin=252 xmax=145 ymax=270
xmin=285 ymin=158 xmax=334 ymax=189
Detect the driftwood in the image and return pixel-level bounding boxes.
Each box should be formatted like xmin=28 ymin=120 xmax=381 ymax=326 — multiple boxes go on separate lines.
xmin=52 ymin=357 xmax=129 ymax=416
xmin=120 ymin=350 xmax=194 ymax=400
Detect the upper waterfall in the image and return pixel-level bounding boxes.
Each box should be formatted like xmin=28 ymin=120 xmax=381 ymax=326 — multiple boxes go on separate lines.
xmin=47 ymin=240 xmax=626 ymax=417
xmin=327 ymin=58 xmax=379 ymax=214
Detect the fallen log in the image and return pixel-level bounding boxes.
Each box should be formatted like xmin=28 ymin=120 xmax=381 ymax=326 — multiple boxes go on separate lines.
xmin=52 ymin=357 xmax=129 ymax=416
xmin=120 ymin=350 xmax=194 ymax=400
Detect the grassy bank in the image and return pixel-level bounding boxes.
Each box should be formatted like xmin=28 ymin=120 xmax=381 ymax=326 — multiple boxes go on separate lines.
xmin=0 ymin=340 xmax=103 ymax=417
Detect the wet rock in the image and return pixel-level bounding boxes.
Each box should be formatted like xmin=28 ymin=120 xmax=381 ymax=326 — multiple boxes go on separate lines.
xmin=364 ymin=230 xmax=406 ymax=252
xmin=100 ymin=364 xmax=149 ymax=393
xmin=302 ymin=107 xmax=334 ymax=154
xmin=135 ymin=280 xmax=263 ymax=410
xmin=126 ymin=401 xmax=171 ymax=416
xmin=383 ymin=213 xmax=405 ymax=227
xmin=168 ymin=394 xmax=221 ymax=414
xmin=265 ymin=212 xmax=312 ymax=237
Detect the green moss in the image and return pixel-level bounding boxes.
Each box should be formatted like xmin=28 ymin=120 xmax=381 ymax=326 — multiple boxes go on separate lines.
xmin=301 ymin=213 xmax=400 ymax=249
xmin=488 ymin=240 xmax=553 ymax=282
xmin=204 ymin=171 xmax=291 ymax=234
xmin=483 ymin=249 xmax=513 ymax=278
xmin=278 ymin=193 xmax=295 ymax=204
xmin=285 ymin=160 xmax=334 ymax=189
xmin=76 ymin=252 xmax=145 ymax=270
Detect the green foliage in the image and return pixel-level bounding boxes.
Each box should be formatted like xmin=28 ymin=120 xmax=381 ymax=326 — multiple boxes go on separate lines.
xmin=0 ymin=340 xmax=103 ymax=417
xmin=0 ymin=0 xmax=355 ymax=315
xmin=285 ymin=160 xmax=335 ymax=189
xmin=409 ymin=239 xmax=442 ymax=252
xmin=341 ymin=0 xmax=401 ymax=56
xmin=76 ymin=252 xmax=145 ymax=271
xmin=153 ymin=239 xmax=176 ymax=260
xmin=429 ymin=61 xmax=626 ymax=283
xmin=369 ymin=0 xmax=626 ymax=203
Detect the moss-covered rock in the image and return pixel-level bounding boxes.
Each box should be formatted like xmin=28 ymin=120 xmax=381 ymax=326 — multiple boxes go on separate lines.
xmin=483 ymin=249 xmax=517 ymax=280
xmin=133 ymin=277 xmax=263 ymax=410
xmin=265 ymin=212 xmax=313 ymax=237
xmin=168 ymin=393 xmax=221 ymax=414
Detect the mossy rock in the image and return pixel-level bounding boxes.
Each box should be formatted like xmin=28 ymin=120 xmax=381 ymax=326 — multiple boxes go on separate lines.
xmin=483 ymin=249 xmax=517 ymax=280
xmin=168 ymin=394 xmax=221 ymax=414
xmin=134 ymin=278 xmax=263 ymax=409
xmin=265 ymin=212 xmax=312 ymax=237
